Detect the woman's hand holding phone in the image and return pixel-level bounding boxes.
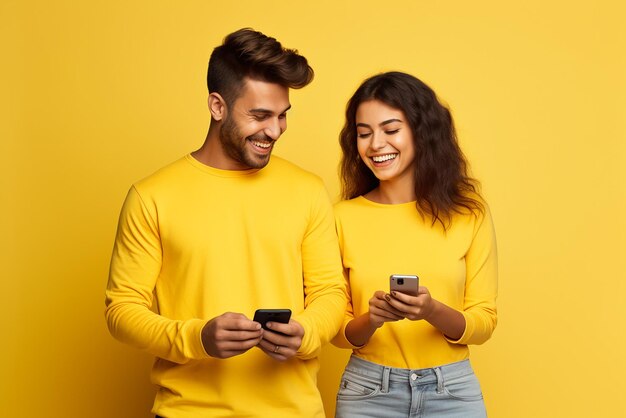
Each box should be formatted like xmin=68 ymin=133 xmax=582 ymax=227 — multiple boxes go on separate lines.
xmin=387 ymin=274 xmax=436 ymax=321
xmin=388 ymin=287 xmax=467 ymax=340
xmin=368 ymin=290 xmax=405 ymax=328
xmin=387 ymin=286 xmax=435 ymax=321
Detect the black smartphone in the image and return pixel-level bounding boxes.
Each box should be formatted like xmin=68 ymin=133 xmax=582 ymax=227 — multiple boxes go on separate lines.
xmin=389 ymin=274 xmax=419 ymax=296
xmin=253 ymin=309 xmax=292 ymax=331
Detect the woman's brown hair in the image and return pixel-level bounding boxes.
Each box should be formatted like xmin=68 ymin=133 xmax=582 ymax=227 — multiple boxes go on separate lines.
xmin=339 ymin=71 xmax=483 ymax=229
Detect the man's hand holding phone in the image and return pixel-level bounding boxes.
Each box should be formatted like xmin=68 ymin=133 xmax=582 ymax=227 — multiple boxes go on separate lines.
xmin=253 ymin=309 xmax=303 ymax=361
xmin=201 ymin=312 xmax=264 ymax=359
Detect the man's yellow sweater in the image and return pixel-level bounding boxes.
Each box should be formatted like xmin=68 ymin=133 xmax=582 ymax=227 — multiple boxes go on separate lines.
xmin=106 ymin=154 xmax=346 ymax=417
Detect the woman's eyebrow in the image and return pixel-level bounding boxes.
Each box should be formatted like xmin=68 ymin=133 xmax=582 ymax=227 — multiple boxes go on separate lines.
xmin=380 ymin=118 xmax=402 ymax=126
xmin=356 ymin=118 xmax=402 ymax=129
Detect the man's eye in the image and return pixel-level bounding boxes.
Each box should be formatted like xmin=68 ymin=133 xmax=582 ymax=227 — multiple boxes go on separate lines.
xmin=254 ymin=115 xmax=269 ymax=121
xmin=278 ymin=114 xmax=287 ymax=120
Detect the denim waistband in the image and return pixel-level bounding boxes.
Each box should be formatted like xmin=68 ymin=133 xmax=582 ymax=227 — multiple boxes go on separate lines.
xmin=344 ymin=355 xmax=475 ymax=394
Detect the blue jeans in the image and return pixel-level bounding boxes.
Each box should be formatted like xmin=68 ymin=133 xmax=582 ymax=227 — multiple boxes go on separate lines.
xmin=335 ymin=355 xmax=487 ymax=418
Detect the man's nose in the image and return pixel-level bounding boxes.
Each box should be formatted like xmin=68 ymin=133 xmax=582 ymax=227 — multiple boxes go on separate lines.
xmin=264 ymin=118 xmax=284 ymax=140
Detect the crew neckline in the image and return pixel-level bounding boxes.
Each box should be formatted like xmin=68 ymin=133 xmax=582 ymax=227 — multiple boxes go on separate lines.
xmin=185 ymin=154 xmax=265 ymax=178
xmin=357 ymin=195 xmax=417 ymax=207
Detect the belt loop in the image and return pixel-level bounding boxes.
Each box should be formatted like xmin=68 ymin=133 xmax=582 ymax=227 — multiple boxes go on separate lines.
xmin=381 ymin=366 xmax=391 ymax=393
xmin=434 ymin=367 xmax=444 ymax=394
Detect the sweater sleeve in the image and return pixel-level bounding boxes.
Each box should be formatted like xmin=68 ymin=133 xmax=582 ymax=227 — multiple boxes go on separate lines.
xmin=293 ymin=184 xmax=347 ymax=359
xmin=330 ymin=269 xmax=364 ymax=349
xmin=104 ymin=186 xmax=208 ymax=363
xmin=446 ymin=205 xmax=498 ymax=345
xmin=329 ymin=205 xmax=363 ymax=349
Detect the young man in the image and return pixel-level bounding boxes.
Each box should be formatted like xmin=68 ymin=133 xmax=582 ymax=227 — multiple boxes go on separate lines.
xmin=105 ymin=28 xmax=346 ymax=417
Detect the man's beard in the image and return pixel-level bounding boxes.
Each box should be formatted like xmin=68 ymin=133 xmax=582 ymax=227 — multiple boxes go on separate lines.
xmin=219 ymin=116 xmax=273 ymax=169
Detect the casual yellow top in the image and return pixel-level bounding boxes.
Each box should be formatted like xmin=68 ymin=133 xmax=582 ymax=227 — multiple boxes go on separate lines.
xmin=332 ymin=196 xmax=498 ymax=369
xmin=105 ymin=154 xmax=346 ymax=418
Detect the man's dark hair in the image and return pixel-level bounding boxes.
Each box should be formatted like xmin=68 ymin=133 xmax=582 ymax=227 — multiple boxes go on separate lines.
xmin=207 ymin=28 xmax=314 ymax=106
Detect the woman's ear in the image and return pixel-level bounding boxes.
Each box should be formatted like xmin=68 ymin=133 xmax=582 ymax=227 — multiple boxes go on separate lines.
xmin=208 ymin=92 xmax=226 ymax=121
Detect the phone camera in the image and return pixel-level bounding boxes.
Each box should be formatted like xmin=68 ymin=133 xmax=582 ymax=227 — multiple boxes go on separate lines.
xmin=397 ymin=278 xmax=404 ymax=285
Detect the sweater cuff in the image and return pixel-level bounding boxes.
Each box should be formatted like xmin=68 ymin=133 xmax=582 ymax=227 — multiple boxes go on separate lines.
xmin=190 ymin=318 xmax=211 ymax=359
xmin=293 ymin=314 xmax=320 ymax=360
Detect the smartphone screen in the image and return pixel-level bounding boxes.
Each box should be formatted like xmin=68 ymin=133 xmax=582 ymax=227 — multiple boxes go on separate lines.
xmin=389 ymin=274 xmax=419 ymax=296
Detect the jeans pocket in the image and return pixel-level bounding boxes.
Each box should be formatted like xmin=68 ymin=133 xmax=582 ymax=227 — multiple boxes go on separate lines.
xmin=337 ymin=372 xmax=381 ymax=401
xmin=443 ymin=371 xmax=484 ymax=402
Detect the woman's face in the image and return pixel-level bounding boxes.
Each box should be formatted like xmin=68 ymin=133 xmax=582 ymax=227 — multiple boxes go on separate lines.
xmin=355 ymin=100 xmax=416 ymax=186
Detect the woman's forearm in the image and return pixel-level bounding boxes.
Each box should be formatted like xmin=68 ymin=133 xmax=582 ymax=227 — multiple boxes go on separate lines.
xmin=425 ymin=300 xmax=466 ymax=340
xmin=345 ymin=313 xmax=379 ymax=347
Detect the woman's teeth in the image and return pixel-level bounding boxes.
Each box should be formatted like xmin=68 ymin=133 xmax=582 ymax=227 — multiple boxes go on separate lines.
xmin=372 ymin=154 xmax=397 ymax=162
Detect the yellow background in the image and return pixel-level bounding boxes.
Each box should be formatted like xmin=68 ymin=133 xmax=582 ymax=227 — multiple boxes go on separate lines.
xmin=2 ymin=1 xmax=625 ymax=417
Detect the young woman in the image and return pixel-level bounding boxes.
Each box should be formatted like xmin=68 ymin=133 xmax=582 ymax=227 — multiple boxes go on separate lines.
xmin=332 ymin=72 xmax=498 ymax=418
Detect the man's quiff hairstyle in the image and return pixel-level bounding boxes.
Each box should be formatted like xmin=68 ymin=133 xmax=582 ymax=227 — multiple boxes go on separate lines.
xmin=207 ymin=28 xmax=314 ymax=106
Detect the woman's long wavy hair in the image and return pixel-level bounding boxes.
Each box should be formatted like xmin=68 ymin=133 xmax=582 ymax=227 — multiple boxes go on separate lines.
xmin=339 ymin=71 xmax=483 ymax=230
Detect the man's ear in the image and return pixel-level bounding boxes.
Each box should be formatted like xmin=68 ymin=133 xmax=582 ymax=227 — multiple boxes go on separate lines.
xmin=208 ymin=93 xmax=227 ymax=121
